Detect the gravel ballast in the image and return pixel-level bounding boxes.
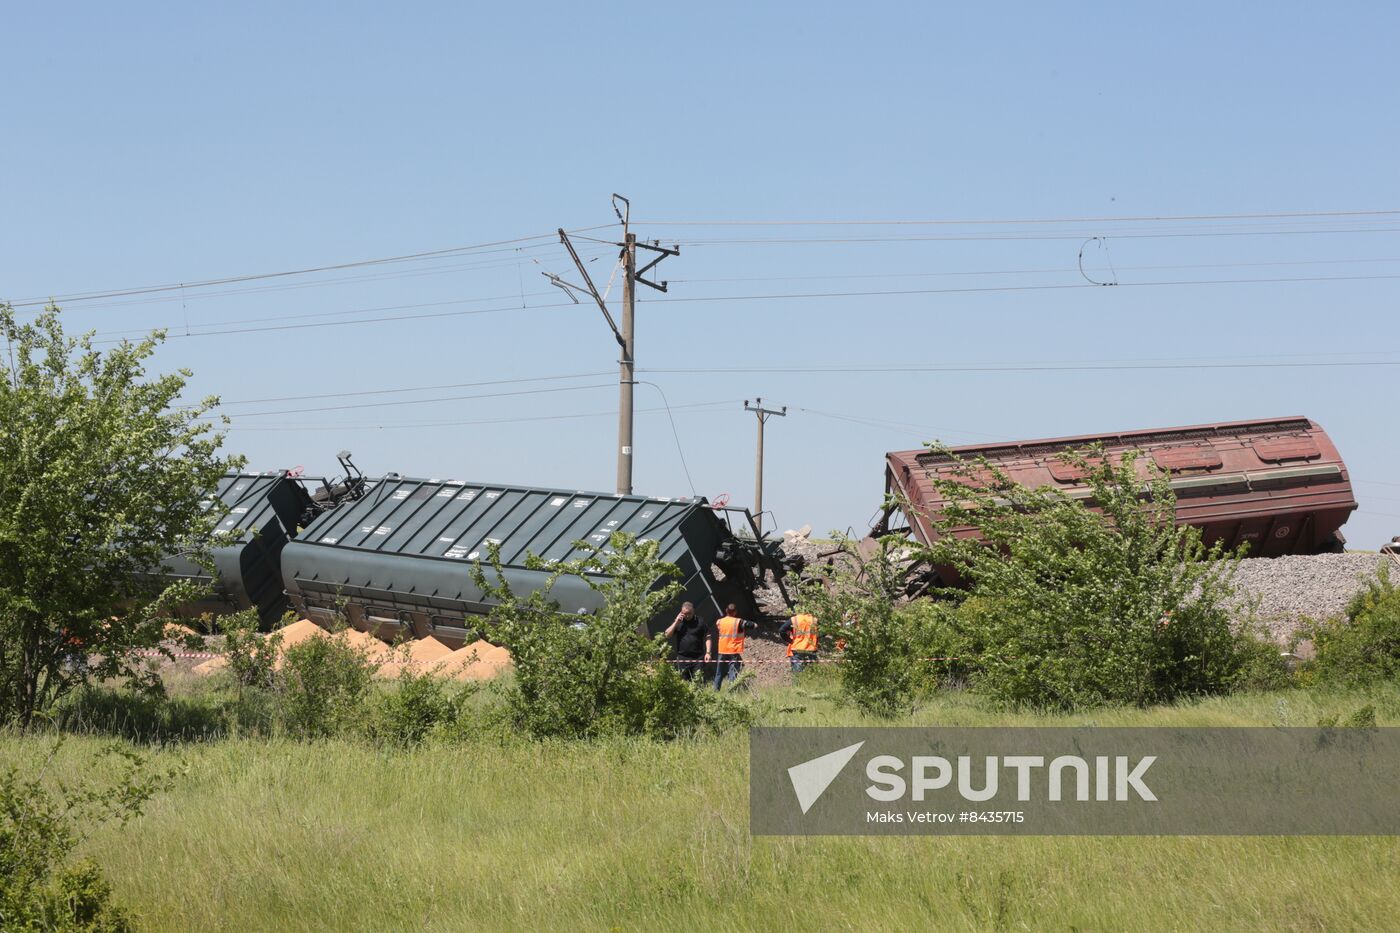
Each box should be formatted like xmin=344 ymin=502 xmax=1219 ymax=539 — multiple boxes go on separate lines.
xmin=767 ymin=529 xmax=1393 ymax=648
xmin=1228 ymin=552 xmax=1391 ymax=642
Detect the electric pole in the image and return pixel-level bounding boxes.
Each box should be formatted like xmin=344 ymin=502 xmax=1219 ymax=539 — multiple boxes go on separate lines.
xmin=552 ymin=195 xmax=678 ymax=496
xmin=617 ymin=233 xmax=636 ymax=496
xmin=743 ymin=398 xmax=786 ymax=536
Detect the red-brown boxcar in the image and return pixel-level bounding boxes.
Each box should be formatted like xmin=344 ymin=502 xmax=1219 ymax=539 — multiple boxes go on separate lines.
xmin=874 ymin=416 xmax=1357 ymax=560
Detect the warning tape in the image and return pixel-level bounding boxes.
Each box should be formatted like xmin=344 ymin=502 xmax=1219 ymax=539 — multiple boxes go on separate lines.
xmin=134 ymin=648 xmax=976 ymax=666
xmin=660 ymin=652 xmax=968 ymax=661
xmin=135 ymin=648 xmax=221 ymax=660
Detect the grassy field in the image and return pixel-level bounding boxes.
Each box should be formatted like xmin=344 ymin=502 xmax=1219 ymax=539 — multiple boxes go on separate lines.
xmin=6 ymin=677 xmax=1400 ymax=932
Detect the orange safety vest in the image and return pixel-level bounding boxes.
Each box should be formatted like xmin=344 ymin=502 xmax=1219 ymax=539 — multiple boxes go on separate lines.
xmin=788 ymin=613 xmax=818 ymax=655
xmin=716 ymin=616 xmax=746 ymax=655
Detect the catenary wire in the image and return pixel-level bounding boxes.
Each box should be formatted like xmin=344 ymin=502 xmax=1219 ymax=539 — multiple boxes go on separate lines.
xmin=634 ymin=208 xmax=1400 ymax=227
xmin=668 ymin=226 xmax=1400 ymax=246
xmin=205 ymin=370 xmax=616 ymax=408
xmin=4 ymin=224 xmax=616 ymax=309
xmin=668 ymin=255 xmax=1400 ymax=286
xmin=13 ymin=208 xmax=1397 ymax=309
xmin=220 ymin=382 xmax=617 ymax=418
xmin=29 ymin=243 xmax=616 ymax=317
xmin=86 ymin=270 xmax=1400 ymax=344
xmin=223 ymin=399 xmax=737 ymax=431
xmin=642 ymin=359 xmax=1400 ymax=375
xmin=88 ymin=296 xmax=592 ymax=345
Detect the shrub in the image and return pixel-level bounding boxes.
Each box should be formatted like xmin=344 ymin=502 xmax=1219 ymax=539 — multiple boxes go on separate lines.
xmin=626 ymin=659 xmax=751 ymax=740
xmin=217 ymin=609 xmax=283 ymax=699
xmin=1304 ymin=567 xmax=1400 ymax=688
xmin=278 ymin=636 xmax=376 ymax=738
xmin=473 ymin=531 xmax=742 ymax=740
xmin=1 ymin=744 xmax=176 ymax=931
xmin=1227 ymin=628 xmax=1293 ymax=693
xmin=911 ymin=444 xmax=1248 ymax=711
xmin=797 ymin=536 xmax=939 ymax=716
xmin=369 ymin=671 xmax=476 ymax=746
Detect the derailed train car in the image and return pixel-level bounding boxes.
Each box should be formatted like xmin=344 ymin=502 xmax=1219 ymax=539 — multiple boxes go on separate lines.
xmin=157 ymin=471 xmax=322 ymax=626
xmin=873 ymin=416 xmax=1358 ymax=571
xmin=278 ymin=475 xmax=785 ymax=647
xmin=151 ymin=451 xmax=787 ymax=637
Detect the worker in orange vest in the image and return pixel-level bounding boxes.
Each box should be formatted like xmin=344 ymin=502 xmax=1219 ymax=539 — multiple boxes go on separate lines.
xmin=779 ymin=611 xmax=819 ymax=672
xmin=712 ymin=603 xmax=757 ymax=691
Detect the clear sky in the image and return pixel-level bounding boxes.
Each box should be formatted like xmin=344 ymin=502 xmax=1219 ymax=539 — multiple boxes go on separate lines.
xmin=4 ymin=1 xmax=1398 ymax=547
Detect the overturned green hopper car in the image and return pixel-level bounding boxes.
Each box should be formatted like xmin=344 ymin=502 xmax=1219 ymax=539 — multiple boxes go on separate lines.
xmin=279 ymin=476 xmax=774 ymax=647
xmin=158 ymin=472 xmax=319 ymax=627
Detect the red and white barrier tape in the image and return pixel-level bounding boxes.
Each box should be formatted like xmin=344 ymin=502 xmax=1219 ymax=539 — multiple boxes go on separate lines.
xmin=135 ymin=650 xmax=976 ymax=666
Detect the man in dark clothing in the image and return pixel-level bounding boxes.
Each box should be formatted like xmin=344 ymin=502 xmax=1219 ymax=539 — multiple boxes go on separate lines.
xmin=664 ymin=602 xmax=714 ymax=682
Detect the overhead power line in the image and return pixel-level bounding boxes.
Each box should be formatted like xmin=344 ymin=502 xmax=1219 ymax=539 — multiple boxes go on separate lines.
xmin=89 ymin=270 xmax=1400 ymax=345
xmin=203 ymin=356 xmax=1400 ymax=421
xmin=642 ymin=359 xmax=1400 ymax=375
xmin=206 ymin=370 xmax=615 ymax=408
xmin=45 ymin=243 xmax=616 ymax=316
xmin=98 ymin=291 xmax=556 ymax=341
xmin=15 ymin=207 xmax=1395 ymax=310
xmin=635 ymin=208 xmax=1400 ymax=227
xmin=6 ymin=224 xmax=616 ymax=309
xmin=795 ymin=407 xmax=999 ymax=440
xmin=669 ymin=255 xmax=1400 ymax=286
xmin=670 ymin=226 xmax=1400 ymax=247
xmin=91 ymin=296 xmax=587 ymax=345
xmin=644 ymin=272 xmax=1400 ymax=305
xmin=221 ymin=382 xmax=616 ymax=418
xmin=225 ymin=399 xmax=737 ymax=432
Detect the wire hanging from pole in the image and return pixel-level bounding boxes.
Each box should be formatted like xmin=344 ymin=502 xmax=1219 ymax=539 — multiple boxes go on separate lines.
xmin=637 ymin=380 xmax=697 ymax=497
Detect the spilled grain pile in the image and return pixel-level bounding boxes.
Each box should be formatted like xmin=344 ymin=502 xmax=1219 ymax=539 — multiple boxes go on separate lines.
xmin=442 ymin=639 xmax=512 ymax=681
xmin=377 ymin=634 xmax=453 ymax=678
xmin=189 ymin=619 xmax=511 ymax=681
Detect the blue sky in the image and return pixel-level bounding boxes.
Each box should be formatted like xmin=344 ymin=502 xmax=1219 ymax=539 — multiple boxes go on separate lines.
xmin=4 ymin=1 xmax=1398 ymax=546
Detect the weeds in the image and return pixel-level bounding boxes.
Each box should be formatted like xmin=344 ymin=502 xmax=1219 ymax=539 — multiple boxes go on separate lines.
xmin=0 ymin=742 xmax=179 ymax=931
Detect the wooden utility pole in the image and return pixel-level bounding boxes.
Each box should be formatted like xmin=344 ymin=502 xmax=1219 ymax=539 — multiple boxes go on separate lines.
xmin=553 ymin=196 xmax=678 ymax=496
xmin=743 ymin=398 xmax=786 ymax=535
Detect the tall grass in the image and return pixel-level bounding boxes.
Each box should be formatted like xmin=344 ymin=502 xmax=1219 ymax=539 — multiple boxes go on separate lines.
xmin=5 ymin=676 xmax=1400 ymax=931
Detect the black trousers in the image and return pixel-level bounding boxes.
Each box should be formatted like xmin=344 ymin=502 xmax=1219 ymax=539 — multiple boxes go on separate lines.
xmin=674 ymin=652 xmax=707 ymax=682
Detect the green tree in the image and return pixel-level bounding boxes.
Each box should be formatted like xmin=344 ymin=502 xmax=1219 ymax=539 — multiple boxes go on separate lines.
xmin=473 ymin=531 xmax=738 ymax=739
xmin=913 ymin=444 xmax=1247 ymax=710
xmin=0 ymin=305 xmax=240 ymax=725
xmin=797 ymin=535 xmax=936 ymax=716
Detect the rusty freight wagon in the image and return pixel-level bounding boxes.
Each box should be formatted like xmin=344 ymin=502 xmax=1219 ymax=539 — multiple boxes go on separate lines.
xmin=279 ymin=475 xmax=786 ymax=647
xmin=873 ymin=416 xmax=1358 ymax=571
